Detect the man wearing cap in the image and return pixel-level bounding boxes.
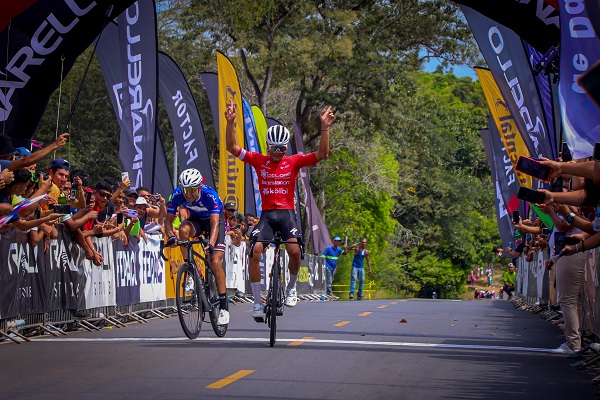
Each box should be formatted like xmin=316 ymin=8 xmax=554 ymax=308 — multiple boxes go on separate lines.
xmin=47 ymin=157 xmax=85 ymax=209
xmin=502 ymin=263 xmax=517 ymax=300
xmin=223 ymin=202 xmax=236 ymax=231
xmin=322 ymin=236 xmax=348 ymax=296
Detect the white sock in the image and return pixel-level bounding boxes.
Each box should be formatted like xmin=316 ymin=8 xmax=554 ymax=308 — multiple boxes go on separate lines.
xmin=251 ymin=282 xmax=262 ymax=304
xmin=287 ymin=273 xmax=298 ymax=290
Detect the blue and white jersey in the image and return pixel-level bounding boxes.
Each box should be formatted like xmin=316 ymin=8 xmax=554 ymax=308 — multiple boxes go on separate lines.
xmin=167 ymin=185 xmax=223 ymax=220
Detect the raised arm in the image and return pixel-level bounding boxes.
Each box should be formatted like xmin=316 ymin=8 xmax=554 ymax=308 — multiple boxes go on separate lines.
xmin=316 ymin=106 xmax=335 ymax=161
xmin=8 ymin=133 xmax=69 ymax=171
xmin=224 ymin=98 xmax=242 ymax=156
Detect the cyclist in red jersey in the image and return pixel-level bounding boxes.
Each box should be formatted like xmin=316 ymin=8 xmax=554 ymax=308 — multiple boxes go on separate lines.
xmin=225 ymin=98 xmax=335 ymax=321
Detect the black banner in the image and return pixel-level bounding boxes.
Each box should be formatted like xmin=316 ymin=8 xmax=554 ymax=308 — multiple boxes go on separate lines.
xmin=0 ymin=0 xmax=135 ymax=146
xmin=45 ymin=228 xmax=87 ymax=312
xmin=0 ymin=229 xmax=44 ymax=318
xmin=200 ymin=72 xmax=221 ymax=141
xmin=96 ymin=4 xmax=172 ymax=197
xmin=480 ymin=119 xmax=527 ymax=252
xmin=454 ymin=0 xmax=560 ymax=53
xmin=158 ymin=52 xmax=215 ymax=188
xmin=461 ymin=5 xmax=555 ymax=166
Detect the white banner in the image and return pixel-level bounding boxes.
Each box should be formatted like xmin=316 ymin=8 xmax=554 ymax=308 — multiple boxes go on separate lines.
xmin=139 ymin=235 xmax=166 ymax=302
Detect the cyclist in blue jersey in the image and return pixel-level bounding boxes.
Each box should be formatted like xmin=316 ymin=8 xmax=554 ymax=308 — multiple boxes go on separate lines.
xmin=165 ymin=168 xmax=229 ymax=325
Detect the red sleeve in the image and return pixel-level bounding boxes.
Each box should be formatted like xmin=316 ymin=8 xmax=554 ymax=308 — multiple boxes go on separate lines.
xmin=294 ymin=152 xmax=319 ymax=169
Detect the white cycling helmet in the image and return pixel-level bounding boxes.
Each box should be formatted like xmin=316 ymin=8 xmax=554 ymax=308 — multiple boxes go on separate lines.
xmin=179 ymin=168 xmax=203 ymax=188
xmin=266 ymin=125 xmax=290 ymax=146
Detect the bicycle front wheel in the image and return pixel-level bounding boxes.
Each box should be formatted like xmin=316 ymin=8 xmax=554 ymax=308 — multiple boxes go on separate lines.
xmin=176 ymin=263 xmax=203 ymax=339
xmin=206 ymin=268 xmax=228 ymax=337
xmin=269 ymin=261 xmax=280 ymax=347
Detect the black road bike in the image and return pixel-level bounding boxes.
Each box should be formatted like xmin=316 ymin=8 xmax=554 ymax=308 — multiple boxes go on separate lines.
xmin=254 ymin=233 xmax=302 ymax=347
xmin=161 ymin=238 xmax=227 ymax=339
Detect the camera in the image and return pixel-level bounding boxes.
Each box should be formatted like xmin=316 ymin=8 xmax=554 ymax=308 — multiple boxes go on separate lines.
xmin=126 ymin=209 xmax=138 ymax=219
xmin=33 ymin=171 xmax=49 ymax=186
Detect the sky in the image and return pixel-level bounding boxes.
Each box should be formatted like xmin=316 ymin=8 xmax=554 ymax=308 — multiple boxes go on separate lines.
xmin=422 ymin=58 xmax=478 ymax=80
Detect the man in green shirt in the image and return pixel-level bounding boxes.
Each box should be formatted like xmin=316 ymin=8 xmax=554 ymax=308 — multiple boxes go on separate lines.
xmin=502 ymin=263 xmax=517 ymax=300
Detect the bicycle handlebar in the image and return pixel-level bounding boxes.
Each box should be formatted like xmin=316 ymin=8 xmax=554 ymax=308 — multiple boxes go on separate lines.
xmin=159 ymin=237 xmax=210 ymax=261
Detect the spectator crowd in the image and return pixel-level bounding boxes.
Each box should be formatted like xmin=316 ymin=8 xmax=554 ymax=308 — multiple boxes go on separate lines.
xmin=0 ymin=133 xmax=258 ymax=267
xmin=501 ymin=148 xmax=600 ymax=355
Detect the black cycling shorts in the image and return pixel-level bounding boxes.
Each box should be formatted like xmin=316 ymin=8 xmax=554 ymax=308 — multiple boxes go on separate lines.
xmin=250 ymin=209 xmax=301 ymax=243
xmin=181 ymin=215 xmax=225 ymax=252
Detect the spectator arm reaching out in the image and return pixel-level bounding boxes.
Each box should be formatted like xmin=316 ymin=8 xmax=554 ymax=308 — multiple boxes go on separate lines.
xmin=540 ymin=158 xmax=594 ymax=180
xmin=7 ymin=133 xmax=69 ymax=171
xmin=539 ymin=188 xmax=587 ymax=207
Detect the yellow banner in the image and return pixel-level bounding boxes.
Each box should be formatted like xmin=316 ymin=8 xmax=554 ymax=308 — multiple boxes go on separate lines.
xmin=164 ymin=244 xmax=207 ymax=299
xmin=251 ymin=105 xmax=268 ymax=155
xmin=217 ymin=52 xmax=245 ymax=213
xmin=476 ymin=68 xmax=532 ymax=189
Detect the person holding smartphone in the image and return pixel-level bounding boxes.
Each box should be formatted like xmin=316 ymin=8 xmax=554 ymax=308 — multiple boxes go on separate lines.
xmin=535 ymin=198 xmax=587 ymax=355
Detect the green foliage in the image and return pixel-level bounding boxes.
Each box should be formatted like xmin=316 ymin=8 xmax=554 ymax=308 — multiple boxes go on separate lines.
xmin=33 ymin=1 xmax=498 ymax=299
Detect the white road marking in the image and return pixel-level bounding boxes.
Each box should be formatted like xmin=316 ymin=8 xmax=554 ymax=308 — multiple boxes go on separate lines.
xmin=36 ymin=336 xmax=558 ymax=353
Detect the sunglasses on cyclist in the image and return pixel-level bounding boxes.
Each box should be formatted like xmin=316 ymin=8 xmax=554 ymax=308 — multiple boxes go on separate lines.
xmin=269 ymin=145 xmax=286 ymax=153
xmin=182 ymin=186 xmax=199 ymax=194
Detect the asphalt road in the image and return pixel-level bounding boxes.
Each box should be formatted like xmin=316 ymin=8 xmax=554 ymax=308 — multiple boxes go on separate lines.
xmin=1 ymin=299 xmax=597 ymax=400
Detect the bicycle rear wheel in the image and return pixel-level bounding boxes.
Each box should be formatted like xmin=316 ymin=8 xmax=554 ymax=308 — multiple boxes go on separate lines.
xmin=176 ymin=263 xmax=203 ymax=339
xmin=206 ymin=268 xmax=228 ymax=337
xmin=269 ymin=260 xmax=280 ymax=347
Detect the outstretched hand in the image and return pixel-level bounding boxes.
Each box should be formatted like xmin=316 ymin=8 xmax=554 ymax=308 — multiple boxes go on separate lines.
xmin=320 ymin=106 xmax=335 ymax=128
xmin=54 ymin=133 xmax=69 ymax=149
xmin=225 ymin=97 xmax=237 ymax=122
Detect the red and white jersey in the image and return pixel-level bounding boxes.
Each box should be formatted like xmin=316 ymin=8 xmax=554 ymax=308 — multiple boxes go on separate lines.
xmin=237 ymin=149 xmax=318 ymax=210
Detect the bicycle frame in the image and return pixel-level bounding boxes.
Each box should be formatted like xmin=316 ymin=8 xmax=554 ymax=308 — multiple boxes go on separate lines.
xmin=252 ymin=233 xmax=302 ymax=347
xmin=161 ymin=237 xmax=227 ymax=338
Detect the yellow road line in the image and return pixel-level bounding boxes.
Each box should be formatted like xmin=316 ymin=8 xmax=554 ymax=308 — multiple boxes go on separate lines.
xmin=288 ymin=336 xmax=315 ymax=346
xmin=390 ymin=302 xmax=398 ymax=305
xmin=377 ymin=305 xmax=388 ymax=309
xmin=206 ymin=370 xmax=255 ymax=389
xmin=359 ymin=312 xmax=372 ymax=316
xmin=334 ymin=321 xmax=351 ymax=327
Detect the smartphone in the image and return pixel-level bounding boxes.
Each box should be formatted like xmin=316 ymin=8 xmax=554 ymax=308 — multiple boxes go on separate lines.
xmin=121 ymin=171 xmax=129 ymax=181
xmin=517 ymin=187 xmax=546 ymax=204
xmin=512 ymin=210 xmax=520 ymax=224
xmin=554 ymin=232 xmax=567 ymax=255
xmin=578 ymin=60 xmax=600 ymax=110
xmin=594 ymin=142 xmax=600 ymax=162
xmin=549 ymin=176 xmax=564 ymax=193
xmin=69 ymin=182 xmax=79 ymax=201
xmin=516 ymin=156 xmax=552 ymax=181
xmin=565 ymin=236 xmax=580 ymax=245
xmin=116 ymin=212 xmax=124 ymax=225
xmin=542 ymin=228 xmax=552 ymax=235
